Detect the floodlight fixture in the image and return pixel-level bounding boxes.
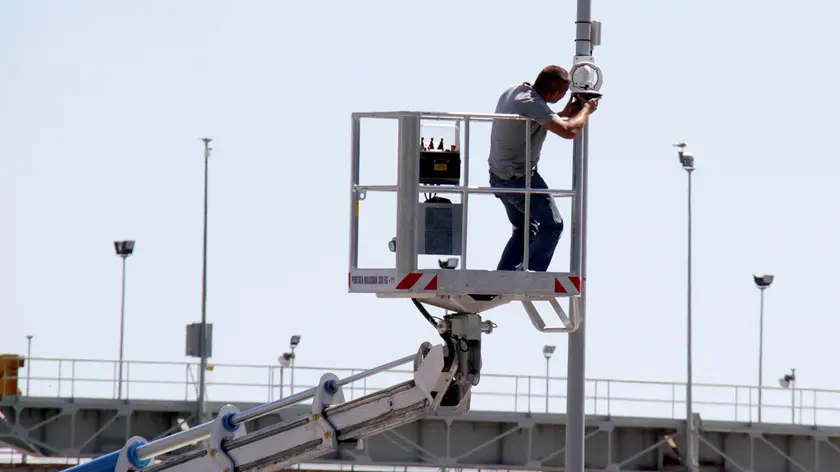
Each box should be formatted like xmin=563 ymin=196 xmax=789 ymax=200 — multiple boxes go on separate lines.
xmin=754 ymin=274 xmax=774 ymax=288
xmin=114 ymin=240 xmax=135 ymax=258
xmin=543 ymin=344 xmax=556 ymax=359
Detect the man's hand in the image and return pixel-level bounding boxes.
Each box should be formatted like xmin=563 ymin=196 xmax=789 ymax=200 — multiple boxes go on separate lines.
xmin=581 ymin=97 xmax=599 ymax=113
xmin=558 ymin=96 xmax=582 ymax=118
xmin=542 ymin=96 xmax=600 ymax=140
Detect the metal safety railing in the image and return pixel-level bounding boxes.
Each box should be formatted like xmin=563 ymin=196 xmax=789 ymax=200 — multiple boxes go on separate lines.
xmin=5 ymin=356 xmax=840 ymax=427
xmin=349 ymin=110 xmax=582 ymax=275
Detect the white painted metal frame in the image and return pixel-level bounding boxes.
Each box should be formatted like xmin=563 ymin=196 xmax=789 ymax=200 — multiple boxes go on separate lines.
xmin=347 ymin=110 xmax=586 ymax=333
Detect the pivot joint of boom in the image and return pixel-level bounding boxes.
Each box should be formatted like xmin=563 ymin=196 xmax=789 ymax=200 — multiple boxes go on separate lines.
xmin=437 ymin=312 xmax=494 ymax=391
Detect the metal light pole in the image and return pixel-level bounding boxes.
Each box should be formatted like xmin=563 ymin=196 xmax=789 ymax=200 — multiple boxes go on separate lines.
xmin=675 ymin=142 xmax=698 ymax=471
xmin=564 ymin=1 xmax=601 ymax=470
xmin=779 ymin=368 xmax=796 ymax=424
xmin=289 ymin=335 xmax=301 ymax=394
xmin=543 ymin=345 xmax=555 ymax=413
xmin=197 ymin=137 xmax=213 ymax=423
xmin=753 ymin=273 xmax=773 ymax=422
xmin=25 ymin=335 xmax=33 ymax=397
xmin=278 ymin=352 xmax=293 ymax=398
xmin=114 ymin=240 xmax=135 ymax=400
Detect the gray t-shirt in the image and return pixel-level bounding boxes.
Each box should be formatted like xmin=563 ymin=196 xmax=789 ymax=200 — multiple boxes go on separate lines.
xmin=487 ymin=82 xmax=557 ymax=180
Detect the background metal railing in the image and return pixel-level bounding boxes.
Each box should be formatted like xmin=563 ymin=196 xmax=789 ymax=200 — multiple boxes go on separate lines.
xmin=4 ymin=356 xmax=839 ymax=427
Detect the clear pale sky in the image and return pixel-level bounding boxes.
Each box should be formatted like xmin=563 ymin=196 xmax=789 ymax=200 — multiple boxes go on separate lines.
xmin=3 ymin=0 xmax=840 ymax=422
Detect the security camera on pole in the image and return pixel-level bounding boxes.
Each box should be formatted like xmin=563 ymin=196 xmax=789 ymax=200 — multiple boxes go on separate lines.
xmin=277 ymin=352 xmax=292 ymax=397
xmin=277 ymin=335 xmax=300 ymax=397
xmin=779 ymin=368 xmax=796 ymax=424
xmin=753 ymin=273 xmax=774 ymax=422
xmin=564 ymin=2 xmax=603 ymax=470
xmin=288 ymin=335 xmax=301 ymax=394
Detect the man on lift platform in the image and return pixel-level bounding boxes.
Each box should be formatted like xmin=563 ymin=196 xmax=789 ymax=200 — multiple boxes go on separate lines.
xmin=488 ymin=65 xmax=599 ymax=272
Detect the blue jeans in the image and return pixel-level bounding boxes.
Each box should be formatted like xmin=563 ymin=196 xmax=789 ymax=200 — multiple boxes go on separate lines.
xmin=490 ymin=171 xmax=564 ymax=272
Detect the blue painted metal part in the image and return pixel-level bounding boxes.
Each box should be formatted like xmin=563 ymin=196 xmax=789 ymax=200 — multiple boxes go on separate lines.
xmin=62 ymin=450 xmax=120 ymax=472
xmin=127 ymin=441 xmax=151 ymax=468
xmin=222 ymin=411 xmax=239 ymax=432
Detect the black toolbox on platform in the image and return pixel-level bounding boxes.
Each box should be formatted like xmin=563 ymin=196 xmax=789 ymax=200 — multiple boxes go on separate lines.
xmin=419 ymin=149 xmax=461 ymax=186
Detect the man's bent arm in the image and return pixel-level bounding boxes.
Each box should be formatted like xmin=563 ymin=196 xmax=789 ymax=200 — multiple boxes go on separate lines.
xmin=543 ymin=104 xmax=595 ymax=140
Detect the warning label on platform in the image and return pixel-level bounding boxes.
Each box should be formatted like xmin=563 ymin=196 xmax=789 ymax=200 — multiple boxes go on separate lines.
xmin=351 ymin=275 xmax=395 ymax=285
xmin=349 ymin=270 xmax=397 ymax=292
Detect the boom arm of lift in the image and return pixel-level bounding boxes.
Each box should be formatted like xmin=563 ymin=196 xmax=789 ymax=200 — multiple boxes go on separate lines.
xmin=64 ymin=336 xmax=484 ymax=472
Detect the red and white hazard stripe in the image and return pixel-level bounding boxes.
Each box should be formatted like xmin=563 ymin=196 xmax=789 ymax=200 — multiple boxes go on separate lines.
xmin=554 ymin=275 xmax=582 ymax=295
xmin=395 ymin=272 xmax=438 ymax=291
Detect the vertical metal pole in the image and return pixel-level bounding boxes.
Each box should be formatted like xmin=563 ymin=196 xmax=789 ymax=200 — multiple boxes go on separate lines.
xmin=349 ymin=116 xmax=361 ymax=271
xmin=25 ymin=335 xmax=32 ymax=397
xmin=791 ymin=369 xmax=796 ymax=424
xmin=522 ymin=120 xmax=532 ymax=270
xmin=565 ymin=128 xmax=588 ymax=472
xmin=685 ymin=166 xmax=698 ymax=472
xmin=396 ymin=115 xmax=420 ymax=277
xmin=279 ymin=366 xmax=285 ymax=398
xmin=460 ymin=119 xmax=470 ymax=269
xmin=290 ymin=356 xmax=295 ymax=395
xmin=545 ymin=356 xmax=550 ymax=413
xmin=565 ymin=1 xmax=592 ymax=469
xmin=268 ymin=367 xmax=273 ymax=402
xmin=118 ymin=256 xmax=127 ymax=400
xmin=198 ymin=137 xmax=212 ymax=423
xmin=758 ymin=287 xmax=765 ymax=422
